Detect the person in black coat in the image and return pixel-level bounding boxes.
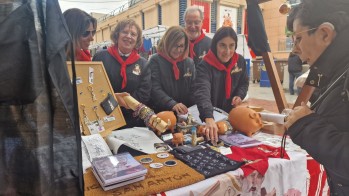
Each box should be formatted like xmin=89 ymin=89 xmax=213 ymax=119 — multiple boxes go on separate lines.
xmin=194 ymin=27 xmax=249 ymax=142
xmin=63 ymin=8 xmax=96 ymax=61
xmin=148 ymin=26 xmax=195 ymax=115
xmin=287 ymin=52 xmax=303 ymax=95
xmin=93 ymin=19 xmax=151 ymax=128
xmin=284 ymin=0 xmax=349 ymax=194
xmin=183 ymin=6 xmax=212 ymax=66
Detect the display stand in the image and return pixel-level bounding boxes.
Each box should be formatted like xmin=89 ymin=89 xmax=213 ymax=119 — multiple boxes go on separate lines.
xmin=67 ymin=61 xmax=126 ymax=137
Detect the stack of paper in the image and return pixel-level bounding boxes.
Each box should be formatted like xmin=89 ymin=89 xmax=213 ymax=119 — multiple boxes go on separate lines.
xmin=219 ymin=133 xmax=262 ymax=148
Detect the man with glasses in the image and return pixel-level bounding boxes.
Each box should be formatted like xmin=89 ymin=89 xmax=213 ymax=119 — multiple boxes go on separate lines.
xmin=284 ymin=0 xmax=349 ymax=194
xmin=287 ymin=52 xmax=303 ymax=95
xmin=183 ymin=6 xmax=211 ymax=66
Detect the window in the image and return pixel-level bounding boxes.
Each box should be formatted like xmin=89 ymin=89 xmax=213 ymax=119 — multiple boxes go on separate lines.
xmin=278 ymin=37 xmax=293 ymax=51
xmin=158 ymin=4 xmax=162 ymax=25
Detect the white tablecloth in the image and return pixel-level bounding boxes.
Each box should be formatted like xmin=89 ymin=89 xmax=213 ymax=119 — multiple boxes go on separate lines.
xmin=162 ymin=132 xmax=308 ymax=196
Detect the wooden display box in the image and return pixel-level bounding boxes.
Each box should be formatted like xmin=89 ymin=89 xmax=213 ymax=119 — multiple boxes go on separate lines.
xmin=67 ymin=61 xmax=126 ymax=137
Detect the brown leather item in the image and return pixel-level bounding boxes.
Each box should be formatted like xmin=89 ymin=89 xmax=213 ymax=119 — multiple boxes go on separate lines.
xmin=100 ymin=93 xmax=118 ymax=115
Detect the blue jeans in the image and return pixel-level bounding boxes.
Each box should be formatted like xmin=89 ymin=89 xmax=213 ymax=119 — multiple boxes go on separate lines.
xmin=289 ymin=71 xmax=302 ymax=95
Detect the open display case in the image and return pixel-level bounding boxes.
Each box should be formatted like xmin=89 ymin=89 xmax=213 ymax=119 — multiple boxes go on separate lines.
xmin=67 ymin=61 xmax=126 ymax=137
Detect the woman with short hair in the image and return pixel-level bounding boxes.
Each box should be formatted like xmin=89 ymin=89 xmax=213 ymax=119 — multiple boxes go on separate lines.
xmin=93 ymin=19 xmax=151 ymax=128
xmin=148 ymin=26 xmax=196 ymax=115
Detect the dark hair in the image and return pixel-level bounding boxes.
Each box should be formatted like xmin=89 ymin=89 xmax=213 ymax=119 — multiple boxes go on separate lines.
xmin=157 ymin=26 xmax=189 ymax=59
xmin=110 ymin=19 xmax=143 ymax=49
xmin=210 ymin=27 xmax=238 ymax=56
xmin=287 ymin=0 xmax=349 ymax=33
xmin=63 ymin=8 xmax=96 ymax=57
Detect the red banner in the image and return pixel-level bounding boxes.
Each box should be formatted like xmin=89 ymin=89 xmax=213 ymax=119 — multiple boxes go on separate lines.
xmin=191 ymin=0 xmax=210 ymax=32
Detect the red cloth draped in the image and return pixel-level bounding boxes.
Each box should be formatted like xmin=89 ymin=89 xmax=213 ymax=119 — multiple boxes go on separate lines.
xmin=76 ymin=49 xmax=91 ymax=61
xmin=226 ymin=144 xmax=290 ymax=176
xmin=203 ymin=50 xmax=239 ymax=99
xmin=189 ymin=30 xmax=206 ymax=59
xmin=158 ymin=52 xmax=183 ymax=80
xmin=107 ymin=45 xmax=140 ymax=89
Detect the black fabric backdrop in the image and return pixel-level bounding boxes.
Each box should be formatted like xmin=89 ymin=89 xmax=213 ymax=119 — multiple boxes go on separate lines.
xmin=0 ymin=0 xmax=83 ymax=195
xmin=246 ymin=0 xmax=271 ymax=56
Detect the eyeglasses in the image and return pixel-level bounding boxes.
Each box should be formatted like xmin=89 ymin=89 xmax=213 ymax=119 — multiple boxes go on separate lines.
xmin=185 ymin=20 xmax=202 ymax=26
xmin=120 ymin=30 xmax=138 ymax=38
xmin=291 ymin=27 xmax=318 ymax=47
xmin=82 ymin=30 xmax=96 ymax=38
xmin=174 ymin=44 xmax=185 ymax=50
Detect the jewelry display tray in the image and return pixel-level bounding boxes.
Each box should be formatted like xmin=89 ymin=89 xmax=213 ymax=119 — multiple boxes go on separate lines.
xmin=67 ymin=61 xmax=126 ymax=137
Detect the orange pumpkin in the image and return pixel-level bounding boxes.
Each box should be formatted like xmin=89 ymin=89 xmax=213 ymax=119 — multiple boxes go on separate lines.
xmin=157 ymin=111 xmax=177 ymax=132
xmin=228 ymin=107 xmax=263 ymax=137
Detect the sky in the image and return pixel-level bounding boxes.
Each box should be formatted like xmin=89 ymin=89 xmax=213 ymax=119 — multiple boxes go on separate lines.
xmin=58 ymin=0 xmax=129 ymax=14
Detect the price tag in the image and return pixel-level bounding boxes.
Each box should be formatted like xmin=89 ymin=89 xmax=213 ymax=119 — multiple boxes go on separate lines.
xmin=219 ymin=147 xmax=232 ymax=155
xmin=89 ymin=67 xmax=94 ymax=84
xmin=104 ymin=115 xmax=116 ymax=122
xmin=161 ymin=133 xmax=173 ymax=141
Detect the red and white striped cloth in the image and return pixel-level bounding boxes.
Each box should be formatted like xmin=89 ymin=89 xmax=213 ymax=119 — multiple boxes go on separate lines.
xmin=307 ymin=156 xmax=329 ymax=196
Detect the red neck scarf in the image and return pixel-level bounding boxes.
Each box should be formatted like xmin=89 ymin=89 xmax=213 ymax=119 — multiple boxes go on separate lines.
xmin=107 ymin=45 xmax=140 ymax=89
xmin=189 ymin=30 xmax=206 ymax=59
xmin=76 ymin=49 xmax=91 ymax=61
xmin=158 ymin=52 xmax=183 ymax=80
xmin=203 ymin=50 xmax=239 ymax=99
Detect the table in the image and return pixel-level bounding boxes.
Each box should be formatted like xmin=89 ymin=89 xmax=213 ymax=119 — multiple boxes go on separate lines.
xmin=83 ymin=131 xmax=328 ymax=196
xmin=160 ymin=132 xmax=328 ymax=196
xmin=161 ymin=151 xmax=307 ymax=196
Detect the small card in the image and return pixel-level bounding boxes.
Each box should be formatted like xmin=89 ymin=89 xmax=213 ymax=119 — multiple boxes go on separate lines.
xmin=100 ymin=93 xmax=118 ymax=115
xmin=103 ymin=115 xmax=116 ymax=122
xmin=88 ymin=67 xmax=94 ymax=84
xmin=88 ymin=120 xmax=105 ymax=134
xmin=87 ymin=122 xmax=100 ymax=134
xmin=76 ymin=77 xmax=83 ymax=84
xmin=219 ymin=147 xmax=233 ymax=155
xmin=161 ymin=133 xmax=173 ymax=141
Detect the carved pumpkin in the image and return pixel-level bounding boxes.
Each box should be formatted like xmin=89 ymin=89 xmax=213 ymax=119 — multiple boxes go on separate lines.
xmin=228 ymin=107 xmax=263 ymax=137
xmin=157 ymin=111 xmax=177 ymax=132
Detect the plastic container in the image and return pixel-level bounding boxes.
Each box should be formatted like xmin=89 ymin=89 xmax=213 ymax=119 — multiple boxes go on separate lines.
xmin=260 ymin=62 xmax=271 ymax=87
